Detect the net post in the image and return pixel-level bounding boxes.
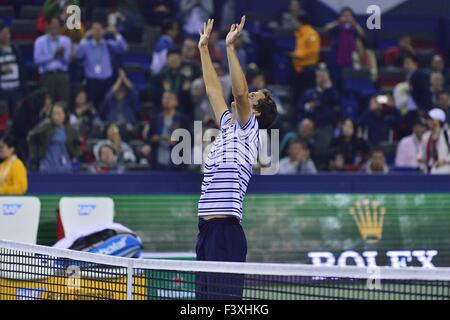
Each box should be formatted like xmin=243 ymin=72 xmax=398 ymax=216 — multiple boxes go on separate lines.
xmin=126 ymin=261 xmax=134 ymax=300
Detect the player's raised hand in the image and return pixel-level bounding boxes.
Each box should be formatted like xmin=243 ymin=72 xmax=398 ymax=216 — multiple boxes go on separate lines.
xmin=226 ymin=15 xmax=246 ymax=47
xmin=198 ymin=19 xmax=214 ymax=49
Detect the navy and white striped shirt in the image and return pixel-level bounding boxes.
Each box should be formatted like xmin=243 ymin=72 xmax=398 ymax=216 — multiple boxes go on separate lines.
xmin=198 ymin=110 xmax=259 ymax=221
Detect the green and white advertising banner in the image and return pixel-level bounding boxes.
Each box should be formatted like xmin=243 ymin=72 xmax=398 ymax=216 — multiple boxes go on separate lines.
xmin=36 ymin=194 xmax=450 ymax=268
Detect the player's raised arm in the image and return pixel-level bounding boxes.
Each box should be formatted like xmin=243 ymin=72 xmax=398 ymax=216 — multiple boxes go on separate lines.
xmin=226 ymin=16 xmax=251 ymax=127
xmin=198 ymin=19 xmax=228 ymax=125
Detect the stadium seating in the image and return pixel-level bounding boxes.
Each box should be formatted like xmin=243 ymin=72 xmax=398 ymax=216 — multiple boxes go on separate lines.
xmin=342 ymin=68 xmax=377 ymax=97
xmin=124 ymin=43 xmax=150 ymax=69
xmin=123 ymin=63 xmax=148 ymax=93
xmin=378 ymin=67 xmax=406 ymax=91
xmin=0 ymin=5 xmax=14 ymax=26
xmin=340 ymin=93 xmax=360 ymax=121
xmin=11 ymin=19 xmax=38 ymax=40
xmin=19 ymin=5 xmax=40 ymax=19
xmin=15 ymin=40 xmax=34 ymax=67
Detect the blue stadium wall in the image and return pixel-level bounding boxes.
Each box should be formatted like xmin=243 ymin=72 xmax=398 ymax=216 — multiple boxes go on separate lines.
xmin=27 ymin=173 xmax=450 ymax=195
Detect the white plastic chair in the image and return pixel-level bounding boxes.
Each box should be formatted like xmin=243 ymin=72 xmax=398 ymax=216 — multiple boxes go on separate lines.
xmin=0 ymin=197 xmax=41 ymax=244
xmin=59 ymin=197 xmax=115 ymax=238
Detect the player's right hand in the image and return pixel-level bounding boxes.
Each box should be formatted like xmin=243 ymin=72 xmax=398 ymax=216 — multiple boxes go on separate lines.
xmin=198 ymin=19 xmax=214 ymax=49
xmin=226 ymin=16 xmax=246 ymax=48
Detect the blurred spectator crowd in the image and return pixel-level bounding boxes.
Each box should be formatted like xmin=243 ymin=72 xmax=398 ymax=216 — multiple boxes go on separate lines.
xmin=0 ymin=0 xmax=449 ymax=175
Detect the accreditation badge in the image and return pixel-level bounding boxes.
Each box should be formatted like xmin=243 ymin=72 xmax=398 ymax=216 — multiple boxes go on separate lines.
xmin=95 ymin=64 xmax=102 ymax=74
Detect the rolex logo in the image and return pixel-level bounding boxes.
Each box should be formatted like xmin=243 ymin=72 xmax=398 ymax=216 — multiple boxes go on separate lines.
xmin=348 ymin=199 xmax=386 ymax=243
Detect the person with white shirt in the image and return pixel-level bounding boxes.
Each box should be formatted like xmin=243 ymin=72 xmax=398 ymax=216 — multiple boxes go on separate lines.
xmin=395 ymin=118 xmax=427 ymax=168
xmin=279 ymin=139 xmax=317 ymax=174
xmin=150 ymin=20 xmax=179 ymax=76
xmin=419 ymin=108 xmax=450 ymax=174
xmin=34 ymin=17 xmax=71 ymax=104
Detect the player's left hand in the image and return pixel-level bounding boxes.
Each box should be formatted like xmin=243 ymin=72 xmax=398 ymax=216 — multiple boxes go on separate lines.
xmin=226 ymin=15 xmax=246 ymax=47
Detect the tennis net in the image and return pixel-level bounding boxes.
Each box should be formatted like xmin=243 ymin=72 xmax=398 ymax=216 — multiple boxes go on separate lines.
xmin=1 ymin=240 xmax=450 ymax=300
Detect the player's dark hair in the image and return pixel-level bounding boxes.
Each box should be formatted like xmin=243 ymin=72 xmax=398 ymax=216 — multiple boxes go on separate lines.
xmin=254 ymin=89 xmax=278 ymax=129
xmin=0 ymin=20 xmax=5 ymax=32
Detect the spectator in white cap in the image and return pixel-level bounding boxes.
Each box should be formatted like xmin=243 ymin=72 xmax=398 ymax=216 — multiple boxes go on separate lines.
xmin=418 ymin=108 xmax=450 ymax=174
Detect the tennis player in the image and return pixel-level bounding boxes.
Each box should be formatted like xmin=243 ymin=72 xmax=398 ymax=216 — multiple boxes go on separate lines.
xmin=195 ymin=17 xmax=278 ymax=300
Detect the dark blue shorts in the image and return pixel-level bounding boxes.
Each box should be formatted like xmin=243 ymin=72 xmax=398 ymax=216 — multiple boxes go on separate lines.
xmin=195 ymin=217 xmax=247 ymax=300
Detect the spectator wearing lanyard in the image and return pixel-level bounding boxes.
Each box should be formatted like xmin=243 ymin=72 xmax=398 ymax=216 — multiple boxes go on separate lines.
xmin=27 ymin=103 xmax=80 ymax=173
xmin=395 ymin=118 xmax=427 ymax=169
xmin=419 ymin=108 xmax=450 ymax=174
xmin=0 ymin=135 xmax=27 ymax=195
xmin=75 ymin=21 xmax=128 ymax=109
xmin=34 ymin=17 xmax=71 ymax=104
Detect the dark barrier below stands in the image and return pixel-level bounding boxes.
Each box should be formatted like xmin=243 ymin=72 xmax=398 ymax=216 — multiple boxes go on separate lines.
xmin=28 ymin=173 xmax=450 ymax=195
